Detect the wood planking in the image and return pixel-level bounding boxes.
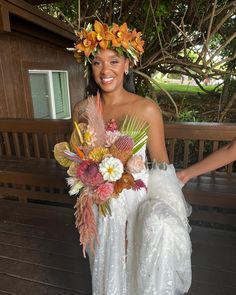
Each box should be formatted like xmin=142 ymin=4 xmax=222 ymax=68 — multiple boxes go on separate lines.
xmin=0 ymin=199 xmax=92 ymax=295
xmin=188 ymin=226 xmax=236 ymax=295
xmin=0 ymin=23 xmax=85 ymax=118
xmin=0 ymin=199 xmax=236 ymax=294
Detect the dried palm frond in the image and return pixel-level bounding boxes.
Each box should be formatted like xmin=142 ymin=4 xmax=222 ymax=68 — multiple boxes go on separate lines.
xmin=120 ymin=116 xmax=149 ymax=154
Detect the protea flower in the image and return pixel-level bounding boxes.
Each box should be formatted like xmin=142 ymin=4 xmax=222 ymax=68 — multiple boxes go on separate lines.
xmin=77 ymin=160 xmax=103 ymax=186
xmin=110 ymin=135 xmax=134 ymax=163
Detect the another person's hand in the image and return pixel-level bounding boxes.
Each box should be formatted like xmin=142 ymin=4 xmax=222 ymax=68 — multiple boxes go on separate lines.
xmin=176 ymin=170 xmax=190 ymax=186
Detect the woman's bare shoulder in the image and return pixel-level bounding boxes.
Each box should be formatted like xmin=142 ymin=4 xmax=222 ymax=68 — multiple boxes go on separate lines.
xmin=72 ymin=99 xmax=88 ymax=122
xmin=130 ymin=95 xmax=162 ymax=122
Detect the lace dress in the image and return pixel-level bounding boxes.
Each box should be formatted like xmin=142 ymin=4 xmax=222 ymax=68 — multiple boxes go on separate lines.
xmin=87 ymin=145 xmax=192 ymax=295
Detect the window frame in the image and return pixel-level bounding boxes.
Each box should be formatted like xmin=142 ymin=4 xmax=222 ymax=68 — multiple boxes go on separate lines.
xmin=28 ymin=69 xmax=71 ymax=119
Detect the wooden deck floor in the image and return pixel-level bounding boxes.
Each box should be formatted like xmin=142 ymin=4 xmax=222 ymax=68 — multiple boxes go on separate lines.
xmin=0 ymin=198 xmax=235 ymax=295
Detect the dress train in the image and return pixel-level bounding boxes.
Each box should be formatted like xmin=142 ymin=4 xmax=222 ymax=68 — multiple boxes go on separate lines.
xmin=87 ymin=164 xmax=192 ymax=295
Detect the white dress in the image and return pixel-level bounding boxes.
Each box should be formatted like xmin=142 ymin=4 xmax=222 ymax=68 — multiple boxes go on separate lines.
xmin=87 ymin=146 xmax=192 ymax=295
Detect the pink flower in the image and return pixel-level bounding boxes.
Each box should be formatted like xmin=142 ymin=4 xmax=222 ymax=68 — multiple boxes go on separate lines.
xmin=105 ymin=118 xmax=118 ymax=132
xmin=126 ymin=155 xmax=145 ymax=173
xmin=132 ymin=179 xmax=147 ymax=191
xmin=77 ymin=160 xmax=103 ymax=186
xmin=95 ymin=182 xmax=114 ymax=202
xmin=105 ymin=130 xmax=121 ymax=147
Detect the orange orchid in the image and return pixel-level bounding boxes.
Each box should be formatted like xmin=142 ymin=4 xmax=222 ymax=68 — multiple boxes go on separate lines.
xmin=75 ymin=31 xmax=97 ymax=57
xmin=114 ymin=173 xmax=135 ymax=195
xmin=131 ymin=30 xmax=144 ymax=53
xmin=94 ymin=20 xmax=114 ymax=50
xmin=72 ymin=21 xmax=144 ymax=65
xmin=112 ymin=23 xmax=132 ymax=49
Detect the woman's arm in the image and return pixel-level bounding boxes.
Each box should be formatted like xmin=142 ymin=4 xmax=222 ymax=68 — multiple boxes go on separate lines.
xmin=177 ymin=137 xmax=236 ymax=184
xmin=141 ymin=100 xmax=169 ymax=164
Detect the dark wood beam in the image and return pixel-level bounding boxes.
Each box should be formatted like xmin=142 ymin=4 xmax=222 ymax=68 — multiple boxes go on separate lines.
xmin=2 ymin=0 xmax=76 ymax=40
xmin=0 ymin=2 xmax=10 ymax=32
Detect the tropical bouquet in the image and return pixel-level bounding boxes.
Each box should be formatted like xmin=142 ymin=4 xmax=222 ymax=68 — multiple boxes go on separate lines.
xmin=54 ymin=96 xmax=149 ymax=256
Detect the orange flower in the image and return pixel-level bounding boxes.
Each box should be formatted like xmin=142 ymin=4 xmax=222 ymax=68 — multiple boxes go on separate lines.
xmin=75 ymin=31 xmax=97 ymax=57
xmin=131 ymin=29 xmax=144 ymax=53
xmin=74 ymin=146 xmax=85 ymax=159
xmin=112 ymin=23 xmax=132 ymax=49
xmin=94 ymin=20 xmax=114 ymax=49
xmin=76 ymin=28 xmax=87 ymax=41
xmin=114 ymin=172 xmax=135 ymax=195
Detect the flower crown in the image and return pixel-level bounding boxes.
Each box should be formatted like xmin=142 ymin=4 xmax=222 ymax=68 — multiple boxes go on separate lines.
xmin=72 ymin=20 xmax=144 ymax=66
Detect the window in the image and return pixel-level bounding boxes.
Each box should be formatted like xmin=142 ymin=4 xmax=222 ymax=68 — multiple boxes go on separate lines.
xmin=29 ymin=70 xmax=71 ymax=119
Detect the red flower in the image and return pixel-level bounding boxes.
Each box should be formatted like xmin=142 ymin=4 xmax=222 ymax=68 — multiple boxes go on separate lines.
xmin=132 ymin=179 xmax=147 ymax=191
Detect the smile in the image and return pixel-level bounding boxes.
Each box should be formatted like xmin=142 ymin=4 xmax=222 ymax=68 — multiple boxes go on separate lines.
xmin=101 ymin=77 xmax=114 ymax=84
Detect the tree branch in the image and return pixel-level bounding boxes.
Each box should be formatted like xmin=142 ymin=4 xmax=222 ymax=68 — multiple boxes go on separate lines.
xmin=133 ymin=69 xmax=179 ymax=117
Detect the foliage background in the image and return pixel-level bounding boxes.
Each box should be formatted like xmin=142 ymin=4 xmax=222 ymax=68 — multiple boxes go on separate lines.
xmin=39 ymin=0 xmax=236 ymax=122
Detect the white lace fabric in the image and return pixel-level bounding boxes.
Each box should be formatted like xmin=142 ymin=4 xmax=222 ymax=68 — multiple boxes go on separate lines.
xmin=87 ymin=147 xmax=192 ymax=295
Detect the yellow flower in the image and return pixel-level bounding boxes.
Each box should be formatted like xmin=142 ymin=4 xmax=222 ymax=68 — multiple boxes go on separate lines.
xmin=88 ymin=147 xmax=109 ymax=162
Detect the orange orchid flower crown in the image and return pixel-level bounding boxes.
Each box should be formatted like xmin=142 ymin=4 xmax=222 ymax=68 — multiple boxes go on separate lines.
xmin=72 ymin=20 xmax=144 ymax=66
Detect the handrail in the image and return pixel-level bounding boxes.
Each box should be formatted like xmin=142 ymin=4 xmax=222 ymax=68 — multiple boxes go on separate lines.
xmin=0 ymin=119 xmax=235 ymax=172
xmin=164 ymin=122 xmax=236 ymax=141
xmin=0 ymin=118 xmax=72 ymax=133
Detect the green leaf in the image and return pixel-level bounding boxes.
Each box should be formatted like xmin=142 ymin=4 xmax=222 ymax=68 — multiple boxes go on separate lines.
xmin=121 ymin=115 xmax=149 ymax=154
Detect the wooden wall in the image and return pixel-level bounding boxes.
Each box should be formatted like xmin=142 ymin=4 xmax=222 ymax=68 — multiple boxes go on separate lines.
xmin=0 ymin=13 xmax=86 ymax=118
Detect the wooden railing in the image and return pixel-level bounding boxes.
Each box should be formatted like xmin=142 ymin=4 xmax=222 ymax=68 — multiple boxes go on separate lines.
xmin=165 ymin=122 xmax=236 ymax=174
xmin=1 ymin=119 xmax=235 ymax=165
xmin=0 ymin=119 xmax=235 ymax=226
xmin=0 ymin=119 xmax=72 ymax=159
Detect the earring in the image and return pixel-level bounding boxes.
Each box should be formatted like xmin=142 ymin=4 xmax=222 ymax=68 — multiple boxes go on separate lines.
xmin=125 ymin=70 xmax=129 ymax=75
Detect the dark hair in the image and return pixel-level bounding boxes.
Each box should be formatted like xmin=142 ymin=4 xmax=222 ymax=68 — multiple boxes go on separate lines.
xmin=86 ymin=64 xmax=136 ymax=96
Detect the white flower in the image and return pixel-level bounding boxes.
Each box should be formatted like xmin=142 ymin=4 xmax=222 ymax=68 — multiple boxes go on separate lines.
xmin=99 ymin=157 xmax=124 ymax=181
xmin=66 ymin=177 xmax=84 ymax=196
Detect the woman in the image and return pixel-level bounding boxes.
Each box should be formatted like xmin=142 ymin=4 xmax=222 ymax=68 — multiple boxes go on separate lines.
xmin=177 ymin=138 xmax=236 ymax=185
xmin=72 ymin=21 xmax=192 ymax=295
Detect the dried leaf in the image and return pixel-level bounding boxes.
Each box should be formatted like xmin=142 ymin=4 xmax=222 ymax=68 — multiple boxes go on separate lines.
xmin=54 ymin=142 xmax=72 ymax=167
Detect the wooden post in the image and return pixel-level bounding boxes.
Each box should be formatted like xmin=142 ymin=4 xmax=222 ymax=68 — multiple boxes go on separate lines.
xmin=0 ymin=2 xmax=11 ymax=32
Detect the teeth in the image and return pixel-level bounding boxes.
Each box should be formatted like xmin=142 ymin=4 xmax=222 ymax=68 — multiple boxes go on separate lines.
xmin=102 ymin=77 xmax=113 ymax=83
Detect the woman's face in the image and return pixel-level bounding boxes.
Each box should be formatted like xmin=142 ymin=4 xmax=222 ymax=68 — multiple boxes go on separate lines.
xmin=91 ymin=49 xmax=129 ymax=93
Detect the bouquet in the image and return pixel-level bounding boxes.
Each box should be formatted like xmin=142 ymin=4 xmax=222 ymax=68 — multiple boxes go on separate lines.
xmin=54 ymin=96 xmax=149 ymax=256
